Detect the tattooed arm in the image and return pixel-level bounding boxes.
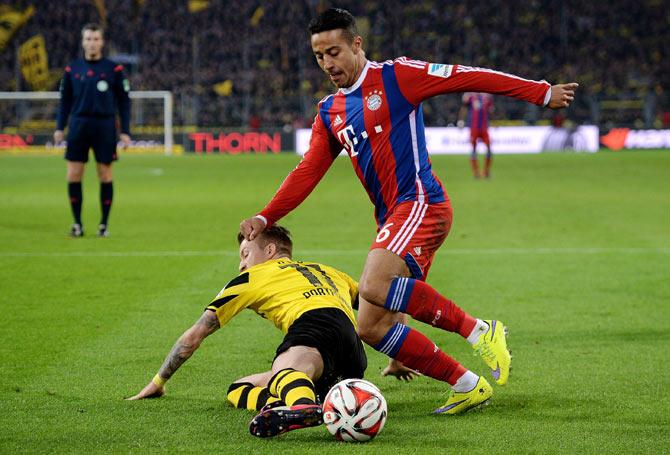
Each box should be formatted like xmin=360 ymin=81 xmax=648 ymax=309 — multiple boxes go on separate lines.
xmin=126 ymin=311 xmax=220 ymax=400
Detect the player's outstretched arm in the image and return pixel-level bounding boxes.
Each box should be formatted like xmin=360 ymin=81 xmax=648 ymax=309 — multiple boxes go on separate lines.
xmin=126 ymin=311 xmax=220 ymax=400
xmin=240 ymin=216 xmax=267 ymax=241
xmin=547 ymin=83 xmax=579 ymax=109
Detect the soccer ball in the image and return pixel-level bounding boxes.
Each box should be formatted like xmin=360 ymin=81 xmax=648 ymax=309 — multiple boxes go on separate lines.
xmin=322 ymin=378 xmax=387 ymax=442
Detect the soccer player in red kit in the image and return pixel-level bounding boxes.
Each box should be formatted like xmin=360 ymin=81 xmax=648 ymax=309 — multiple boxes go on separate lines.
xmin=241 ymin=8 xmax=578 ymax=415
xmin=459 ymin=92 xmax=494 ymax=178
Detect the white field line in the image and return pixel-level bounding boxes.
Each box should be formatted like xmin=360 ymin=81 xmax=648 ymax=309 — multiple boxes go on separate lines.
xmin=1 ymin=247 xmax=669 ymax=258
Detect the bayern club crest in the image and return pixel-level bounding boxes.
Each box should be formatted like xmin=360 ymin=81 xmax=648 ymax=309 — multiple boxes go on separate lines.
xmin=366 ymin=90 xmax=383 ymax=111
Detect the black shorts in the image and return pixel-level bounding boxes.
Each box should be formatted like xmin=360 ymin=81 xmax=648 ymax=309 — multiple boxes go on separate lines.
xmin=65 ymin=116 xmax=118 ymax=164
xmin=275 ymin=307 xmax=367 ymax=402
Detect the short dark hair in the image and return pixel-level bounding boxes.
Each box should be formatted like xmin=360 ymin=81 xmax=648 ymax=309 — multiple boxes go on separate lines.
xmin=81 ymin=23 xmax=104 ymax=37
xmin=237 ymin=225 xmax=293 ymax=257
xmin=308 ymin=7 xmax=358 ymax=43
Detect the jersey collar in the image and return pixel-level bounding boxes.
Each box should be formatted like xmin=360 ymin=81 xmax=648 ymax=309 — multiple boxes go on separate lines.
xmin=339 ymin=60 xmax=371 ymax=95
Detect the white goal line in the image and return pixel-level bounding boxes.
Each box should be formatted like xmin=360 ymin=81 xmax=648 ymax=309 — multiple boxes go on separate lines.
xmin=1 ymin=247 xmax=668 ymax=258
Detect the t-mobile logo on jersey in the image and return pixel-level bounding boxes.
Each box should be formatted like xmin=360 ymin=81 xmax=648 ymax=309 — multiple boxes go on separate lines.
xmin=336 ymin=124 xmax=384 ymax=157
xmin=337 ymin=125 xmax=358 ymax=156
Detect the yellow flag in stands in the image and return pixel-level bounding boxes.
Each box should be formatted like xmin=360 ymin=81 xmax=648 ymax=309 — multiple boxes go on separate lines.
xmin=250 ymin=7 xmax=264 ymax=27
xmin=0 ymin=5 xmax=34 ymax=52
xmin=213 ymin=80 xmax=233 ymax=97
xmin=188 ymin=0 xmax=209 ymax=13
xmin=19 ymin=34 xmax=52 ymax=91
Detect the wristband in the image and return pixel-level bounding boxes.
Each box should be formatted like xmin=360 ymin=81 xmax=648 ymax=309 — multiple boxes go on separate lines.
xmin=152 ymin=374 xmax=167 ymax=387
xmin=543 ymin=87 xmax=552 ymax=107
xmin=254 ymin=214 xmax=268 ymax=226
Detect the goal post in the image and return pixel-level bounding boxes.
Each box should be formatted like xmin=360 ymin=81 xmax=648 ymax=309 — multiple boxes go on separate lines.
xmin=0 ymin=90 xmax=174 ymax=155
xmin=130 ymin=90 xmax=174 ymax=155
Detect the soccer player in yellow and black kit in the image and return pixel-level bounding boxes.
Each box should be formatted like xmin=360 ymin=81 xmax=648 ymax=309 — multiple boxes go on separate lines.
xmin=128 ymin=226 xmax=367 ymax=438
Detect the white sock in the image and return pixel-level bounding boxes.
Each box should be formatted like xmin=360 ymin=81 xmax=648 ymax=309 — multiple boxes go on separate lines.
xmin=466 ymin=319 xmax=489 ymax=345
xmin=452 ymin=370 xmax=479 ymax=393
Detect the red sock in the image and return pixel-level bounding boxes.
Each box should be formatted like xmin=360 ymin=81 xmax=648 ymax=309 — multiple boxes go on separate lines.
xmin=470 ymin=157 xmax=479 ymax=177
xmin=484 ymin=154 xmax=492 ymax=176
xmin=375 ymin=323 xmax=466 ymax=385
xmin=384 ymin=277 xmax=477 ymax=338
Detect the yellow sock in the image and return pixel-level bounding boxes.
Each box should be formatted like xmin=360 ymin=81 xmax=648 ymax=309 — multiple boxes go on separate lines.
xmin=268 ymin=368 xmax=316 ymax=406
xmin=227 ymin=382 xmax=282 ymax=411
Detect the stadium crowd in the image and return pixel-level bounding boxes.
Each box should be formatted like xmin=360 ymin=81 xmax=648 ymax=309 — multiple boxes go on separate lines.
xmin=0 ymin=0 xmax=667 ymax=129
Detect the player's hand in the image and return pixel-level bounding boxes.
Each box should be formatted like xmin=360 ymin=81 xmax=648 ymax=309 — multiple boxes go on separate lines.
xmin=381 ymin=359 xmax=421 ymax=382
xmin=53 ymin=130 xmax=64 ymax=145
xmin=240 ymin=216 xmax=267 ymax=241
xmin=548 ymin=83 xmax=579 ymax=109
xmin=119 ymin=133 xmax=131 ymax=149
xmin=125 ymin=381 xmax=165 ymax=400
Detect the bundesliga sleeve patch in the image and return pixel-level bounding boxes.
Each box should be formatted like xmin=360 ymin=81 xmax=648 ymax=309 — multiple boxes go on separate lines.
xmin=427 ymin=63 xmax=453 ymax=78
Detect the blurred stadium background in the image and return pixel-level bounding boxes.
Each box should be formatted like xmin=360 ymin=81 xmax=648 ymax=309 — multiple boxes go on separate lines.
xmin=0 ymin=0 xmax=668 ymax=154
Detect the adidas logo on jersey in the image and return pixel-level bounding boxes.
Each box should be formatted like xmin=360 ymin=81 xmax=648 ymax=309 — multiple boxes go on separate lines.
xmin=333 ymin=115 xmax=343 ymax=126
xmin=413 ymin=246 xmax=422 ymax=256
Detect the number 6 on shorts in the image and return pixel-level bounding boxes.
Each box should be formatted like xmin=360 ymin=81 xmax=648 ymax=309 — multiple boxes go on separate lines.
xmin=375 ymin=223 xmax=394 ymax=243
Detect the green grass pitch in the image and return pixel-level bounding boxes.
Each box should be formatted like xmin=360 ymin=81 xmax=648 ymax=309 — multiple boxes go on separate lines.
xmin=1 ymin=150 xmax=669 ymax=453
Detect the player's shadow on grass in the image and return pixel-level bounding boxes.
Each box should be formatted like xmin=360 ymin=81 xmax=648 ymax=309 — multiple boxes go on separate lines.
xmin=386 ymin=387 xmax=603 ymax=424
xmin=537 ymin=328 xmax=669 ymax=346
xmin=255 ymin=428 xmax=471 ymax=448
xmin=485 ymin=393 xmax=602 ymax=422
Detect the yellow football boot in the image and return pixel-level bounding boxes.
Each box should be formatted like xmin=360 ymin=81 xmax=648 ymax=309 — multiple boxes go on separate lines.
xmin=433 ymin=376 xmax=493 ymax=415
xmin=473 ymin=320 xmax=511 ymax=385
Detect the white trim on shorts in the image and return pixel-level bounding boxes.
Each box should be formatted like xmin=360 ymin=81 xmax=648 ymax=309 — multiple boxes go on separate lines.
xmin=386 ymin=201 xmax=429 ymax=255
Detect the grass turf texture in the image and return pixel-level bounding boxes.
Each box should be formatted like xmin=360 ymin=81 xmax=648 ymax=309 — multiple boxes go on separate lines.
xmin=1 ymin=151 xmax=668 ymax=453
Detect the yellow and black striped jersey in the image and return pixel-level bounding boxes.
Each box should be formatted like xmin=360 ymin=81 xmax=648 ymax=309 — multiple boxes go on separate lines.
xmin=205 ymin=258 xmax=358 ymax=333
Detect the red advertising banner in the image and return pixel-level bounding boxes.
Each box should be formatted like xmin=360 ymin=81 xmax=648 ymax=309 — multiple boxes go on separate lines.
xmin=601 ymin=128 xmax=670 ymax=150
xmin=188 ymin=131 xmax=282 ymax=154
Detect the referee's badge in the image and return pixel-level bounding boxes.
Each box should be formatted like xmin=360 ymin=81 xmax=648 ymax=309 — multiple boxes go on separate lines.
xmin=96 ymin=80 xmax=109 ymax=92
xmin=365 ymin=90 xmax=383 ymax=111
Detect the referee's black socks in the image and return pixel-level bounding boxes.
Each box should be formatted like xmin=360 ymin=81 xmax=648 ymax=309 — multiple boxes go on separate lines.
xmin=68 ymin=182 xmax=83 ymax=225
xmin=100 ymin=181 xmax=113 ymax=225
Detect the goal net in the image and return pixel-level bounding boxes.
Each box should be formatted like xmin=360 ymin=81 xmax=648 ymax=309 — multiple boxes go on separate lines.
xmin=0 ymin=90 xmax=174 ymax=155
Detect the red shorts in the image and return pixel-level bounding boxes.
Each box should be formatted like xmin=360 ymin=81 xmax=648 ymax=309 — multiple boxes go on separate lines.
xmin=470 ymin=128 xmax=490 ymax=145
xmin=371 ymin=201 xmax=452 ymax=280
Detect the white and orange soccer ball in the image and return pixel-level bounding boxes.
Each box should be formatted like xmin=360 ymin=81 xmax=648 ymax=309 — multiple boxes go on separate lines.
xmin=322 ymin=378 xmax=387 ymax=442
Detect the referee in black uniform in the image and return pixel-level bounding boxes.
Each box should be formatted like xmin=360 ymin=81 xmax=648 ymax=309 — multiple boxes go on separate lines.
xmin=54 ymin=23 xmax=131 ymax=237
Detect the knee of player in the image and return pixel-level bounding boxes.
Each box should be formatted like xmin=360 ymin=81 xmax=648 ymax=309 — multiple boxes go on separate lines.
xmin=98 ymin=171 xmax=113 ymax=182
xmin=357 ymin=278 xmax=388 ymax=307
xmin=357 ymin=319 xmax=385 ymax=346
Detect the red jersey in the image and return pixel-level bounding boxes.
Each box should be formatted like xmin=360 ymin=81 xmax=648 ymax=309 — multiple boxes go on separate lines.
xmin=259 ymin=58 xmax=550 ymax=227
xmin=462 ymin=92 xmax=494 ymax=130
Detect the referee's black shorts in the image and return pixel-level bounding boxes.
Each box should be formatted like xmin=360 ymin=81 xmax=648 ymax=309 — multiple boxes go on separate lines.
xmin=275 ymin=307 xmax=367 ymax=401
xmin=65 ymin=116 xmax=118 ymax=164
